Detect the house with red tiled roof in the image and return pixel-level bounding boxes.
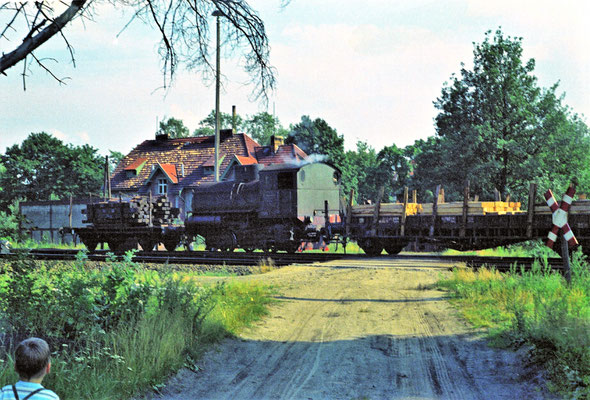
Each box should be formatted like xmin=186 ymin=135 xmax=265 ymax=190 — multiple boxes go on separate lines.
xmin=110 ymin=131 xmax=307 ymax=219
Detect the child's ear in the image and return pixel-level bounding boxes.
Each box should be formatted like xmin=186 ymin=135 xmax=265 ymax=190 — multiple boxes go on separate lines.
xmin=46 ymin=362 xmax=51 ymax=374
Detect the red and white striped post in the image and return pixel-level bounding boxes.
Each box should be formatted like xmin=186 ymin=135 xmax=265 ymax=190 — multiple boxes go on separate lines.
xmin=544 ymin=184 xmax=577 ymax=284
xmin=544 ymin=185 xmax=578 ymax=249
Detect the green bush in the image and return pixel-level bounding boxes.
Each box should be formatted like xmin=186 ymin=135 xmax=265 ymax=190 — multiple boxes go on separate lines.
xmin=0 ymin=253 xmax=272 ymax=399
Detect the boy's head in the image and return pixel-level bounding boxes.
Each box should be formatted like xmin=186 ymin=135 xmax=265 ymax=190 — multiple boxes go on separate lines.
xmin=14 ymin=337 xmax=51 ymax=381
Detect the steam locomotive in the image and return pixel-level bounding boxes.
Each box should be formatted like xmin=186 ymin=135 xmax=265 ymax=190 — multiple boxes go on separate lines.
xmin=185 ymin=162 xmax=343 ymax=252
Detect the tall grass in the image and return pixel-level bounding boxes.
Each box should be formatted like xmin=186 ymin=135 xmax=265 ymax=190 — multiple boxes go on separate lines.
xmin=0 ymin=253 xmax=273 ymax=399
xmin=441 ymin=240 xmax=556 ymax=258
xmin=438 ymin=253 xmax=590 ymax=397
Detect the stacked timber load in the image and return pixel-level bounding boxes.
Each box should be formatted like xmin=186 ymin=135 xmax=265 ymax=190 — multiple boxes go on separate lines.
xmin=419 ymin=201 xmax=523 ymax=216
xmin=534 ymin=199 xmax=590 ymax=215
xmin=152 ymin=196 xmax=180 ymax=225
xmin=351 ymin=201 xmax=523 ymax=217
xmin=351 ymin=202 xmax=421 ymax=217
xmin=82 ymin=196 xmax=180 ymax=226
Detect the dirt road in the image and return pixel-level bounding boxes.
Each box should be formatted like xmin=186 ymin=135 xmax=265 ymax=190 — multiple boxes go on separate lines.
xmin=147 ymin=258 xmax=548 ymax=400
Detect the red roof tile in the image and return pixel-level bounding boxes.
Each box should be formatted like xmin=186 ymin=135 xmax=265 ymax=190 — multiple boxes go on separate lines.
xmin=110 ymin=133 xmax=307 ymax=195
xmin=235 ymin=155 xmax=258 ymax=165
xmin=254 ymin=144 xmax=307 ymax=165
xmin=124 ymin=157 xmax=148 ymax=171
xmin=160 ymin=163 xmax=178 ymax=184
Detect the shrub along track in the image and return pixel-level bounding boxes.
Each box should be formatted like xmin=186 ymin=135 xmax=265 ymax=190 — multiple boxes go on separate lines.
xmin=141 ymin=257 xmax=551 ymax=400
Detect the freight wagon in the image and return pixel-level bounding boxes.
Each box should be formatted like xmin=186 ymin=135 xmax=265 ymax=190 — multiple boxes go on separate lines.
xmin=346 ymin=185 xmax=590 ymax=256
xmin=75 ymin=196 xmax=183 ymax=252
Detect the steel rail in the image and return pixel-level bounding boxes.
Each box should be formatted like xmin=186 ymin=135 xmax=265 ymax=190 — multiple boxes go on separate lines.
xmin=0 ymin=248 xmax=565 ymax=271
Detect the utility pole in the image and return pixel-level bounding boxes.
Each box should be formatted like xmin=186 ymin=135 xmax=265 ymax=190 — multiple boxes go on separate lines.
xmin=213 ymin=9 xmax=223 ymax=182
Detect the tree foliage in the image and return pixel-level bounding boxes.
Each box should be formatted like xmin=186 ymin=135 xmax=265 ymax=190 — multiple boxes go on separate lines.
xmin=108 ymin=150 xmax=125 ymax=174
xmin=244 ymin=111 xmax=288 ymax=145
xmin=413 ymin=28 xmax=590 ymax=201
xmin=193 ymin=109 xmax=244 ymax=136
xmin=286 ymin=116 xmax=345 ymax=164
xmin=286 ymin=116 xmax=351 ymax=194
xmin=344 ymin=142 xmax=411 ymax=204
xmin=0 ymin=0 xmax=279 ymax=101
xmin=0 ymin=132 xmax=104 ymax=210
xmin=159 ymin=116 xmax=190 ymax=138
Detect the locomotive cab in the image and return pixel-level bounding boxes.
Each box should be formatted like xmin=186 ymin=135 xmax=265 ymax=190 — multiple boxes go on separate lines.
xmin=259 ymin=162 xmax=341 ymax=225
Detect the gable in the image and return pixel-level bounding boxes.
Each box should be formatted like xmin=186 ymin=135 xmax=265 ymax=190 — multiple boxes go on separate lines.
xmin=110 ymin=133 xmax=262 ymax=192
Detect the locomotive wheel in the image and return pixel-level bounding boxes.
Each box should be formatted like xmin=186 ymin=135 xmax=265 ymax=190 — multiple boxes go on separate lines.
xmin=107 ymin=240 xmax=120 ymax=253
xmin=219 ymin=232 xmax=238 ymax=252
xmin=112 ymin=238 xmax=138 ymax=253
xmin=163 ymin=240 xmax=179 ymax=252
xmin=358 ymin=239 xmax=383 ymax=257
xmin=139 ymin=239 xmax=156 ymax=251
xmin=383 ymin=242 xmax=404 ymax=255
xmin=83 ymin=239 xmax=98 ymax=252
xmin=284 ymin=242 xmax=300 ymax=254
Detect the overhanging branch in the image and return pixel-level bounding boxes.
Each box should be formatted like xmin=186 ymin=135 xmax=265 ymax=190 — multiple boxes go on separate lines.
xmin=0 ymin=0 xmax=86 ymax=75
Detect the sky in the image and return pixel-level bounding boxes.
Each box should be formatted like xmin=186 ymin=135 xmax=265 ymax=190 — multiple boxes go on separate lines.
xmin=1 ymin=0 xmax=589 ymax=157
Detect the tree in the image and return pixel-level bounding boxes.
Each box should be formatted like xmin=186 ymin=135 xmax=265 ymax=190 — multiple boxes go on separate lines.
xmin=420 ymin=28 xmax=590 ymax=201
xmin=344 ymin=142 xmax=379 ymax=204
xmin=193 ymin=109 xmax=244 ymax=136
xmin=159 ymin=117 xmax=190 ymax=138
xmin=0 ymin=132 xmax=104 ymax=210
xmin=287 ymin=116 xmax=345 ymax=165
xmin=344 ymin=142 xmax=411 ymax=204
xmin=286 ymin=116 xmax=353 ymax=195
xmin=405 ymin=137 xmax=441 ymax=202
xmin=244 ymin=112 xmax=288 ymax=145
xmin=108 ymin=150 xmax=125 ymax=174
xmin=0 ymin=1 xmax=279 ymax=100
xmin=374 ymin=144 xmax=411 ymax=201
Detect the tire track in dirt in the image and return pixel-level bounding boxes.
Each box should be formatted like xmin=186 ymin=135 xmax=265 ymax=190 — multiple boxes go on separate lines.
xmin=225 ymin=268 xmax=352 ymax=400
xmin=141 ymin=261 xmax=551 ymax=400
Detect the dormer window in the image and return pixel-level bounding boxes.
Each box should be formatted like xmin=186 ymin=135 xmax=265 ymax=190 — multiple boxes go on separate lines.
xmin=202 ymin=166 xmax=214 ymax=175
xmin=158 ymin=178 xmax=168 ymax=195
xmin=124 ymin=158 xmax=148 ymax=179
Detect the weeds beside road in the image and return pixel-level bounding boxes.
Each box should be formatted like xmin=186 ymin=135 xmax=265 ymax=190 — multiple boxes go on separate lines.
xmin=0 ymin=252 xmax=273 ymax=399
xmin=438 ymin=253 xmax=590 ymax=398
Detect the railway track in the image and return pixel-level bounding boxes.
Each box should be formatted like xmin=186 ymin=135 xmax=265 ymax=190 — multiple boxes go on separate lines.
xmin=0 ymin=248 xmax=565 ymax=271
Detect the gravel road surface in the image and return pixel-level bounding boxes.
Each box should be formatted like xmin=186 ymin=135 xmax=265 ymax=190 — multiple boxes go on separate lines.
xmin=143 ymin=257 xmax=549 ymax=400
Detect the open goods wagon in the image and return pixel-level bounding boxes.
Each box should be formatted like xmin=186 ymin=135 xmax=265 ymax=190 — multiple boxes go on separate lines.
xmin=74 ymin=196 xmax=183 ymax=252
xmin=346 ymin=191 xmax=590 ymax=256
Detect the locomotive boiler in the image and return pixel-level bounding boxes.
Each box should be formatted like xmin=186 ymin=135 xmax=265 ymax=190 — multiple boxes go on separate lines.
xmin=185 ymin=162 xmax=342 ymax=252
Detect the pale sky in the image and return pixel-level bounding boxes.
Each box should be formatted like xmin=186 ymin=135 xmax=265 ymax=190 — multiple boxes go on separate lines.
xmin=1 ymin=0 xmax=589 ymax=157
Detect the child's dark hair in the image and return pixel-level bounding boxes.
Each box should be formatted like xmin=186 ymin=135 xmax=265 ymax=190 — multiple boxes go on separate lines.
xmin=14 ymin=338 xmax=50 ymax=380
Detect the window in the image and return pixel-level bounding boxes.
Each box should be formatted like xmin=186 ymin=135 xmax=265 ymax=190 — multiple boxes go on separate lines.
xmin=158 ymin=178 xmax=168 ymax=195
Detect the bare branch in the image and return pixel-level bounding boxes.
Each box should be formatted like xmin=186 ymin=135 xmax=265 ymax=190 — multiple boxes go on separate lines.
xmin=2 ymin=0 xmax=279 ymax=103
xmin=0 ymin=0 xmax=87 ymax=74
xmin=31 ymin=52 xmax=70 ymax=84
xmin=1 ymin=2 xmax=25 ymax=40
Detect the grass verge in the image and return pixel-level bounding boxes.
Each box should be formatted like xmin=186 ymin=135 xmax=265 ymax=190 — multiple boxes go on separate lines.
xmin=437 ymin=253 xmax=590 ymax=398
xmin=0 ymin=253 xmax=274 ymax=399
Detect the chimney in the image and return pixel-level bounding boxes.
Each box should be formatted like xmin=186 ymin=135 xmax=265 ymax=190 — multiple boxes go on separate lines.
xmin=270 ymin=135 xmax=284 ymax=153
xmin=232 ymin=105 xmax=237 ymax=133
xmin=156 ymin=132 xmax=169 ymax=141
